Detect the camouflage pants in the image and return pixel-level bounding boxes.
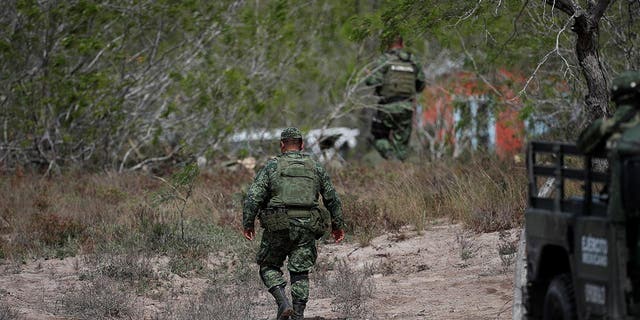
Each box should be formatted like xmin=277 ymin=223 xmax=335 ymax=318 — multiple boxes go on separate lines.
xmin=257 ymin=218 xmax=317 ymax=303
xmin=371 ymin=102 xmax=413 ymax=161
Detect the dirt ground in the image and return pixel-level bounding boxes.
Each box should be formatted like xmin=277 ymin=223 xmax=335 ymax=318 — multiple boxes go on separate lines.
xmin=0 ymin=223 xmax=517 ymax=319
xmin=309 ymin=223 xmax=516 ymax=320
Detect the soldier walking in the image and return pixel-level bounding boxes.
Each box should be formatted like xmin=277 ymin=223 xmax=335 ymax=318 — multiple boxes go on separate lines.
xmin=366 ymin=35 xmax=426 ymax=161
xmin=242 ymin=127 xmax=346 ymax=320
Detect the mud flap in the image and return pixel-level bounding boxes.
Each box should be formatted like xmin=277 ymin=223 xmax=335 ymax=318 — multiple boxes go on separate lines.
xmin=512 ymin=228 xmax=528 ymax=320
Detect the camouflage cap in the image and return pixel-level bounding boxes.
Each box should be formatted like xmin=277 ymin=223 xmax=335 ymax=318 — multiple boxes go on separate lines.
xmin=280 ymin=127 xmax=302 ymax=140
xmin=611 ymin=71 xmax=640 ymax=102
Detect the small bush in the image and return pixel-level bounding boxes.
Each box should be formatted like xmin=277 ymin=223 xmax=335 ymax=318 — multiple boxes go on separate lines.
xmin=0 ymin=302 xmax=18 ymax=320
xmin=342 ymin=194 xmax=388 ymax=246
xmin=310 ymin=257 xmax=335 ymax=299
xmin=168 ymin=236 xmax=208 ymax=275
xmin=61 ymin=276 xmax=138 ymax=319
xmin=443 ymin=159 xmax=526 ymax=233
xmin=325 ymin=260 xmax=376 ymax=319
xmin=164 ymin=284 xmax=258 ymax=320
xmin=98 ymin=252 xmax=157 ymax=284
xmin=28 ymin=213 xmax=86 ymax=247
xmin=455 ymin=230 xmax=478 ymax=262
xmin=498 ymin=230 xmax=518 ymax=272
xmin=0 ymin=238 xmax=6 ymax=260
xmin=144 ymin=222 xmax=175 ymax=253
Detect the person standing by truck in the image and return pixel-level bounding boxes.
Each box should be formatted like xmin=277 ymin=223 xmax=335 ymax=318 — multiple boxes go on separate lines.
xmin=577 ymin=71 xmax=640 ymax=306
xmin=519 ymin=71 xmax=640 ymax=320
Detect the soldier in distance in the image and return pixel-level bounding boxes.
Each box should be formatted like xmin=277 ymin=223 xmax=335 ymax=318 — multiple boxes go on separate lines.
xmin=365 ymin=35 xmax=426 ymax=161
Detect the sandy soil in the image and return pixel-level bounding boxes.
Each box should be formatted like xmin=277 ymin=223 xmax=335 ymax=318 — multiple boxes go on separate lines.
xmin=307 ymin=223 xmax=516 ymax=320
xmin=0 ymin=223 xmax=517 ymax=320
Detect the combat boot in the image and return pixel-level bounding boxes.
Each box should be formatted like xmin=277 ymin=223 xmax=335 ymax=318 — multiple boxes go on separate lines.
xmin=268 ymin=285 xmax=293 ymax=319
xmin=291 ymin=300 xmax=306 ymax=320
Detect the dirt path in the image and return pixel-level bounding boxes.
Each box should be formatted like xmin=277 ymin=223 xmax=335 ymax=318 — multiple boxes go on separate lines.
xmin=307 ymin=223 xmax=516 ymax=320
xmin=0 ymin=223 xmax=517 ymax=319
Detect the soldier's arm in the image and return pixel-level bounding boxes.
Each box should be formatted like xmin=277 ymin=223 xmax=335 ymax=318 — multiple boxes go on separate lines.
xmin=242 ymin=160 xmax=275 ymax=230
xmin=414 ymin=59 xmax=426 ymax=93
xmin=577 ymin=105 xmax=636 ymax=154
xmin=365 ymin=54 xmax=387 ymax=87
xmin=577 ymin=119 xmax=606 ymax=155
xmin=316 ymin=164 xmax=345 ymax=231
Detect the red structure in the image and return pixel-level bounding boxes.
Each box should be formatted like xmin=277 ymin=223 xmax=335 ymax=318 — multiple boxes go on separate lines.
xmin=420 ymin=69 xmax=526 ymax=158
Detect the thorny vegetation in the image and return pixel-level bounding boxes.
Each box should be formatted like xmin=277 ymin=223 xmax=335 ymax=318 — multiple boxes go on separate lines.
xmin=1 ymin=0 xmax=633 ymax=318
xmin=0 ymin=157 xmax=524 ymax=260
xmin=498 ymin=229 xmax=519 ymax=273
xmin=0 ymin=1 xmax=372 ymax=172
xmin=61 ymin=276 xmax=139 ymax=320
xmin=2 ymin=1 xmax=638 ymax=172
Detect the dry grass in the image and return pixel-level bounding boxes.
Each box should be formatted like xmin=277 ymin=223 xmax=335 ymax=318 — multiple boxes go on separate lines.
xmin=162 ymin=285 xmax=259 ymax=320
xmin=0 ymin=301 xmax=18 ymax=320
xmin=161 ymin=257 xmax=264 ymax=320
xmin=497 ymin=229 xmax=519 ymax=273
xmin=0 ymin=168 xmax=253 ymax=259
xmin=455 ymin=230 xmax=478 ymax=262
xmin=326 ymin=260 xmax=377 ymax=319
xmin=0 ymin=157 xmax=525 ymax=259
xmin=0 ymin=157 xmax=525 ymax=319
xmin=333 ymin=156 xmax=526 ymax=244
xmin=311 ymin=257 xmax=377 ymax=319
xmin=61 ymin=276 xmax=139 ymax=319
xmin=86 ymin=250 xmax=160 ymax=292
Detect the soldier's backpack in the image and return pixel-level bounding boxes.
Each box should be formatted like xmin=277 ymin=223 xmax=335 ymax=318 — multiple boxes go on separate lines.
xmin=379 ymin=52 xmax=417 ymax=99
xmin=260 ymin=155 xmax=324 ymax=233
xmin=274 ymin=156 xmax=318 ymax=208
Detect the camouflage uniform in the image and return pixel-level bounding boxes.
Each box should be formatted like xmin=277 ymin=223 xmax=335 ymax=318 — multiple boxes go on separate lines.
xmin=577 ymin=71 xmax=640 ymax=300
xmin=366 ymin=48 xmax=426 ymax=161
xmin=243 ymin=127 xmax=344 ymax=319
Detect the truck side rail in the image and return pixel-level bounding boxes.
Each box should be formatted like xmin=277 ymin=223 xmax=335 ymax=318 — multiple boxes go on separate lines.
xmin=527 ymin=141 xmax=609 ymax=215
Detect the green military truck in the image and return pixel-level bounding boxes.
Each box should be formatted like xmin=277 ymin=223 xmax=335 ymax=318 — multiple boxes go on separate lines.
xmin=515 ymin=141 xmax=640 ymax=319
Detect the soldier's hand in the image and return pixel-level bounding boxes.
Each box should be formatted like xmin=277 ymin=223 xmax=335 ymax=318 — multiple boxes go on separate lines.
xmin=331 ymin=229 xmax=345 ymax=243
xmin=243 ymin=228 xmax=255 ymax=241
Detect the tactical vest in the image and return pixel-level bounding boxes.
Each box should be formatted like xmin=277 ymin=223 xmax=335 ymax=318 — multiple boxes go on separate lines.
xmin=379 ymin=53 xmax=417 ymax=99
xmin=261 ymin=155 xmax=328 ymax=235
xmin=268 ymin=155 xmax=318 ymax=209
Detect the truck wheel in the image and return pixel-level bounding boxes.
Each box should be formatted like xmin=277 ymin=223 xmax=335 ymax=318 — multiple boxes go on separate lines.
xmin=543 ymin=274 xmax=576 ymax=320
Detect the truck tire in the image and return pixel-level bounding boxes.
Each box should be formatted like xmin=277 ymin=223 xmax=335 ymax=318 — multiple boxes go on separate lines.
xmin=543 ymin=274 xmax=576 ymax=320
xmin=512 ymin=228 xmax=527 ymax=320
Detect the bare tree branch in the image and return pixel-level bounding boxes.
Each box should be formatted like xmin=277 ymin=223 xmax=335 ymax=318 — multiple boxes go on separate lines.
xmin=545 ymin=0 xmax=580 ymax=16
xmin=591 ymin=0 xmax=613 ymax=20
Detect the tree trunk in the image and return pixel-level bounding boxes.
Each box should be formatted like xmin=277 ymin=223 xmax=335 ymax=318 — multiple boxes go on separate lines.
xmin=573 ymin=12 xmax=611 ymax=122
xmin=545 ymin=0 xmax=613 ymax=123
